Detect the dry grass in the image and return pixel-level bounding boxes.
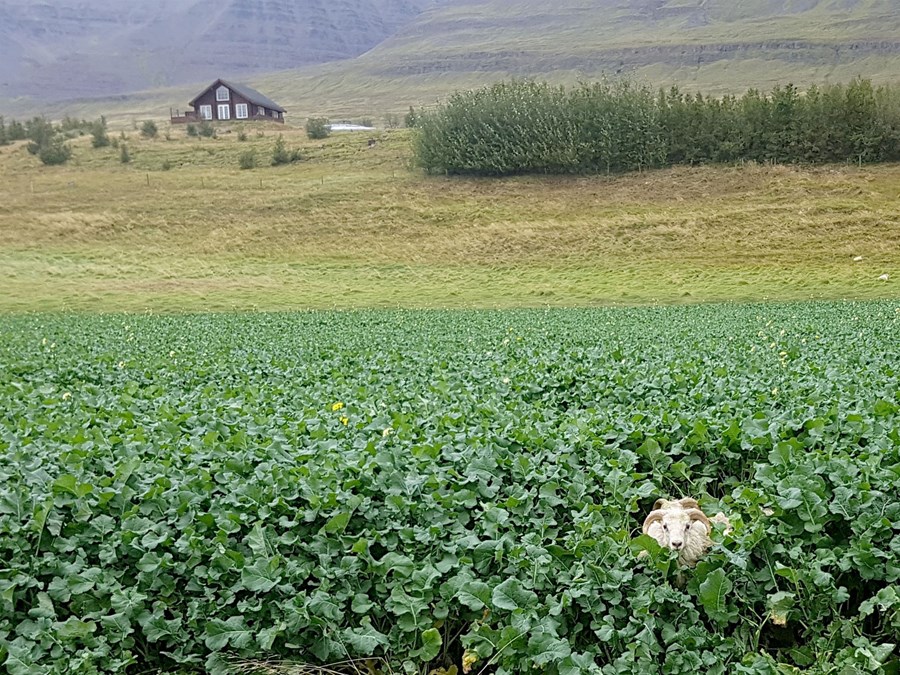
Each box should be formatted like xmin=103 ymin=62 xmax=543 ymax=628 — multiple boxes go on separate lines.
xmin=1 ymin=126 xmax=898 ymax=312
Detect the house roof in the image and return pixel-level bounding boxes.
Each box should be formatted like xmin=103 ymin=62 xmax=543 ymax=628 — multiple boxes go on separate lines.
xmin=189 ymin=79 xmax=286 ymax=113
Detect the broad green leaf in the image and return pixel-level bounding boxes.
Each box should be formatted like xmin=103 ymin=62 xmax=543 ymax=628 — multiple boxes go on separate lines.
xmin=457 ymin=580 xmax=492 ymax=610
xmin=417 ymin=627 xmax=442 ymax=662
xmin=322 ymin=512 xmax=351 ymax=534
xmin=698 ymin=569 xmax=735 ymax=624
xmin=204 ymin=615 xmax=253 ymax=651
xmin=492 ymin=578 xmax=538 ymax=611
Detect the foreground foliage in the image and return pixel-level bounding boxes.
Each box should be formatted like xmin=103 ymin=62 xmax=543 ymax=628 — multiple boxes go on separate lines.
xmin=414 ymin=78 xmax=900 ymax=175
xmin=1 ymin=304 xmax=899 ymax=674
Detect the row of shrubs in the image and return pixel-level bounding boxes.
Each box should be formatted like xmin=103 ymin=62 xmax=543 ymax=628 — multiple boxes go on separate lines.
xmin=0 ymin=114 xmax=339 ymax=166
xmin=412 ymin=77 xmax=900 ymax=175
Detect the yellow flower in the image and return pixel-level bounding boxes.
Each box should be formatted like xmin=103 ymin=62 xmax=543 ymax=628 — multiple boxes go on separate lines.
xmin=382 ymin=427 xmax=393 ymax=437
xmin=332 ymin=401 xmax=344 ymax=411
xmin=340 ymin=416 xmax=349 ymax=425
xmin=169 ymin=350 xmax=176 ymax=357
xmin=462 ymin=650 xmax=479 ymax=674
xmin=62 ymin=392 xmax=71 ymax=400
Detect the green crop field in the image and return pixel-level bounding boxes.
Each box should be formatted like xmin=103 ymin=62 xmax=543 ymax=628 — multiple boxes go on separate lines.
xmin=2 ymin=303 xmax=899 ymax=674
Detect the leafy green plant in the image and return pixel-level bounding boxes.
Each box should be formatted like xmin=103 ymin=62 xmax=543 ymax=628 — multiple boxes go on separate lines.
xmin=0 ymin=302 xmax=898 ymax=674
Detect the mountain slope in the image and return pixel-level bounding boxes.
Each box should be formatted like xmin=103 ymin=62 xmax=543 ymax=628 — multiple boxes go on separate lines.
xmin=2 ymin=0 xmax=899 ymax=120
xmin=335 ymin=0 xmax=900 ymax=81
xmin=243 ymin=0 xmax=900 ymax=116
xmin=1 ymin=0 xmax=446 ymax=101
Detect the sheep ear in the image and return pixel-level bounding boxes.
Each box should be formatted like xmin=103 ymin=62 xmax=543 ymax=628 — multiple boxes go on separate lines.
xmin=642 ymin=510 xmax=665 ymax=534
xmin=677 ymin=498 xmax=700 ymax=510
xmin=686 ymin=508 xmax=711 ymax=532
xmin=652 ymin=498 xmax=667 ymax=511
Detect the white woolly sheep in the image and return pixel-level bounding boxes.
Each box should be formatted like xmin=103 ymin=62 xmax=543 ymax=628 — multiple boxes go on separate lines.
xmin=641 ymin=497 xmax=729 ymax=567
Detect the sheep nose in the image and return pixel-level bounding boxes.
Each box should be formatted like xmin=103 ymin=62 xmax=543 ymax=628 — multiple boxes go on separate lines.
xmin=671 ymin=541 xmax=683 ymax=549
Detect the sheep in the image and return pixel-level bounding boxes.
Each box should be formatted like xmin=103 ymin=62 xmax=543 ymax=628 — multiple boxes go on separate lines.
xmin=641 ymin=497 xmax=730 ymax=567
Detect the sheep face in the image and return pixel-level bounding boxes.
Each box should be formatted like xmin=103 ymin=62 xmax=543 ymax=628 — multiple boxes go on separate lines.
xmin=642 ymin=506 xmax=712 ymax=566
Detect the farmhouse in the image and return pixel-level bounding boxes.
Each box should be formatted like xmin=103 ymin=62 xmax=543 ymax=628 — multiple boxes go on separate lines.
xmin=170 ymin=79 xmax=285 ymax=124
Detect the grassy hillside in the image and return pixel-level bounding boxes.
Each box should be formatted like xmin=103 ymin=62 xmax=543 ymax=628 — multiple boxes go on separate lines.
xmin=1 ymin=124 xmax=898 ymax=312
xmin=3 ymin=0 xmax=900 ymax=124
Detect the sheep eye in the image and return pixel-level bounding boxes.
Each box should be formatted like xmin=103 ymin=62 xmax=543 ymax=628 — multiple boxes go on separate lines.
xmin=685 ymin=524 xmax=690 ymax=531
xmin=662 ymin=524 xmax=668 ymax=531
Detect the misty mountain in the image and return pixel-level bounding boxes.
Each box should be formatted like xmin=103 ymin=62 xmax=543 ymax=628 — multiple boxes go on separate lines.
xmin=1 ymin=0 xmax=446 ymax=101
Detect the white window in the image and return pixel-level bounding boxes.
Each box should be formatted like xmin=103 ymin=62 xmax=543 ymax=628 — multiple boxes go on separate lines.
xmin=199 ymin=105 xmax=212 ymax=120
xmin=271 ymin=109 xmax=278 ymax=118
xmin=216 ymin=86 xmax=230 ymax=102
xmin=258 ymin=107 xmax=266 ymax=116
xmin=235 ymin=103 xmax=248 ymax=119
xmin=217 ymin=104 xmax=230 ymax=120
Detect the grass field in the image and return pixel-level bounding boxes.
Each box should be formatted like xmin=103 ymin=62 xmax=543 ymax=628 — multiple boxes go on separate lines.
xmin=1 ymin=125 xmax=898 ymax=312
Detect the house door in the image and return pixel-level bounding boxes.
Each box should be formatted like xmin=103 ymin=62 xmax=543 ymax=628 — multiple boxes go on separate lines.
xmin=217 ymin=104 xmax=230 ymax=120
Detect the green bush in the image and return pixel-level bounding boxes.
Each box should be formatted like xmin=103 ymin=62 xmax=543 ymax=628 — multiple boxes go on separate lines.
xmin=186 ymin=123 xmax=198 ymax=137
xmin=237 ymin=129 xmax=248 ymax=142
xmin=414 ymin=77 xmax=900 ymax=176
xmin=140 ymin=120 xmax=158 ymax=138
xmin=271 ymin=135 xmax=303 ymax=165
xmin=90 ymin=117 xmax=110 ymax=148
xmin=6 ymin=118 xmax=26 ymax=141
xmin=37 ymin=138 xmax=72 ymax=165
xmin=119 ymin=144 xmax=131 ymax=163
xmin=198 ymin=121 xmax=216 ymax=138
xmin=238 ymin=150 xmax=256 ymax=170
xmin=306 ymin=117 xmax=331 ymax=140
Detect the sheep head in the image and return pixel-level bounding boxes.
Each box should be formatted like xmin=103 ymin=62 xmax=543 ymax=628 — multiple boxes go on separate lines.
xmin=642 ymin=506 xmax=712 ymax=565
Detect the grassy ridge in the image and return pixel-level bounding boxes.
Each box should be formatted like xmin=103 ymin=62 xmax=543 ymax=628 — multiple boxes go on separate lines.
xmin=1 ymin=126 xmax=898 ymax=312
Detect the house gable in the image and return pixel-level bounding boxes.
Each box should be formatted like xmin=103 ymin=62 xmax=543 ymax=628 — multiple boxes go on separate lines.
xmin=180 ymin=79 xmax=286 ymax=123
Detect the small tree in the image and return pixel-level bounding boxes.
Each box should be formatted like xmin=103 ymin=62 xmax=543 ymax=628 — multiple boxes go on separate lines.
xmin=272 ymin=134 xmax=290 ymax=165
xmin=90 ymin=117 xmax=110 ymax=148
xmin=384 ymin=113 xmax=400 ymax=129
xmin=186 ymin=123 xmax=198 ymax=137
xmin=271 ymin=135 xmax=302 ymax=165
xmin=141 ymin=120 xmax=159 ymax=138
xmin=38 ymin=138 xmax=72 ymax=165
xmin=0 ymin=117 xmax=7 ymax=146
xmin=198 ymin=121 xmax=215 ymax=138
xmin=404 ymin=106 xmax=419 ymax=128
xmin=237 ymin=129 xmax=248 ymax=142
xmin=120 ymin=144 xmax=131 ymax=163
xmin=25 ymin=117 xmax=56 ymax=146
xmin=306 ymin=117 xmax=330 ymax=140
xmin=7 ymin=119 xmax=26 ymax=141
